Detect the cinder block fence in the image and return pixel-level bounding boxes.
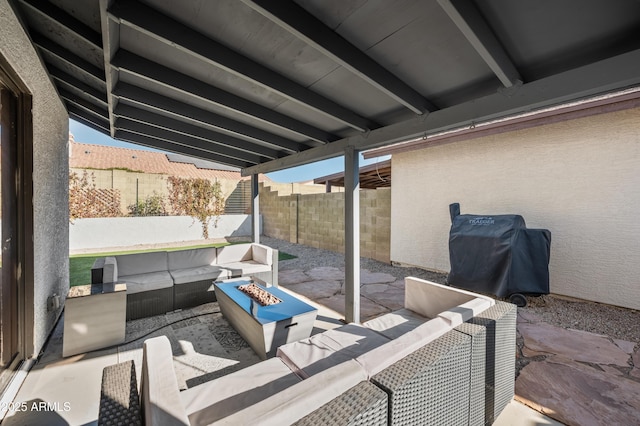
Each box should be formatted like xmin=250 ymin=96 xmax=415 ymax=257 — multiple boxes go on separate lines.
xmin=260 ymin=183 xmax=391 ymax=263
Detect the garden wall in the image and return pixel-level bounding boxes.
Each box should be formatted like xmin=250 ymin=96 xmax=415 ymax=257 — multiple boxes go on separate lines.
xmin=69 ymin=214 xmax=259 ymax=252
xmin=390 ymin=106 xmax=640 ymax=310
xmin=260 ymin=183 xmax=391 ymax=263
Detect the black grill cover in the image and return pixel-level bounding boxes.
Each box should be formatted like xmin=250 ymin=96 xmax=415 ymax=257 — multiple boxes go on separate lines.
xmin=448 ymin=203 xmax=551 ymax=298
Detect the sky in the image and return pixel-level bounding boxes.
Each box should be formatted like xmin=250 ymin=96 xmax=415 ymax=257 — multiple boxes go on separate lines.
xmin=69 ymin=119 xmax=390 ymax=183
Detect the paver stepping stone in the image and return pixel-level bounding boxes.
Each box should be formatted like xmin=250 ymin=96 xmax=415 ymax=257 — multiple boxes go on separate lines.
xmin=285 ymin=280 xmax=342 ymax=300
xmin=516 ymin=358 xmax=640 ymax=426
xmin=278 ymin=269 xmax=312 ymax=285
xmin=360 ymin=270 xmax=396 ymax=284
xmin=519 ymin=322 xmax=630 ymax=366
xmin=306 ymin=266 xmax=345 ymax=281
xmin=319 ymin=294 xmax=389 ymax=322
xmin=362 ymin=285 xmax=405 ymax=311
xmin=613 ymin=338 xmax=636 ymax=354
xmin=389 ymin=279 xmax=405 ymax=289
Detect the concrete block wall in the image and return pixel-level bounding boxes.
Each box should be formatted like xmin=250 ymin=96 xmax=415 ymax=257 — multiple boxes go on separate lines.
xmin=260 ymin=183 xmax=391 ymax=263
xmin=72 ymin=168 xmax=249 ymax=214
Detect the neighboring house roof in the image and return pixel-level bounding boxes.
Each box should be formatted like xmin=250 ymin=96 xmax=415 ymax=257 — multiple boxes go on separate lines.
xmin=69 ymin=140 xmax=270 ymax=182
xmin=314 ymin=159 xmax=391 ymax=189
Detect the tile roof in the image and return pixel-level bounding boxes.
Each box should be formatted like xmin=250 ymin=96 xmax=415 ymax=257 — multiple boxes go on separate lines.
xmin=69 ymin=139 xmax=270 ymax=182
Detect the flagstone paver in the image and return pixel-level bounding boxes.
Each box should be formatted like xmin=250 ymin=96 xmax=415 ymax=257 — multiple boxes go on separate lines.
xmin=283 ymin=280 xmax=342 ymax=300
xmin=516 ymin=357 xmax=640 ymax=425
xmin=319 ymin=294 xmax=390 ymax=321
xmin=278 ymin=269 xmax=312 ymax=285
xmin=360 ymin=270 xmax=396 ymax=284
xmin=306 ymin=266 xmax=344 ymax=281
xmin=518 ymin=321 xmax=630 ymax=366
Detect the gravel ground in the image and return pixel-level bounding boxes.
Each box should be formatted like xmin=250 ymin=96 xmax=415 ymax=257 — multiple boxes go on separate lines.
xmin=262 ymin=237 xmax=640 ymax=345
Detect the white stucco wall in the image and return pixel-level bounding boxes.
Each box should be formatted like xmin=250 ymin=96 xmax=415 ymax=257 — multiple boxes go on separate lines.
xmin=69 ymin=215 xmax=260 ymax=251
xmin=1 ymin=1 xmax=70 ymax=356
xmin=391 ymin=107 xmax=640 ymax=310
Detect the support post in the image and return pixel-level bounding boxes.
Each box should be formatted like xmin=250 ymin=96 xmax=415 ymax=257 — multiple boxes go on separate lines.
xmin=251 ymin=174 xmax=260 ymax=244
xmin=344 ymin=146 xmax=360 ymax=323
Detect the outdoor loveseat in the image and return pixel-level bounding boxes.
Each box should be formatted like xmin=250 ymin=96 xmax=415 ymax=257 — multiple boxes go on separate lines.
xmin=91 ymin=243 xmax=278 ymax=320
xmin=98 ymin=277 xmax=516 ymax=425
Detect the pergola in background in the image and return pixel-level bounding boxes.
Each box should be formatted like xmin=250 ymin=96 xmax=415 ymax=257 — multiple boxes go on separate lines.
xmin=15 ymin=0 xmax=640 ymax=322
xmin=314 ymin=159 xmax=391 ymax=190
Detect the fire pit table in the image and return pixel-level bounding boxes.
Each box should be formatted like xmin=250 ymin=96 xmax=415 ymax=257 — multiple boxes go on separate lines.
xmin=214 ymin=278 xmax=318 ymax=359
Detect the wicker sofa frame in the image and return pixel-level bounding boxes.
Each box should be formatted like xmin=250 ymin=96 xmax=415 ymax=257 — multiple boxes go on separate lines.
xmin=97 ymin=280 xmax=516 ymax=425
xmin=92 ymin=243 xmax=278 ymax=320
xmin=98 ymin=338 xmax=388 ymax=426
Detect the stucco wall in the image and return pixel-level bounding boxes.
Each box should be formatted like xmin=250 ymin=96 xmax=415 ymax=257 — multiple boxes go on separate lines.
xmin=390 ymin=107 xmax=640 ymax=310
xmin=69 ymin=215 xmax=259 ymax=251
xmin=1 ymin=1 xmax=70 ymax=356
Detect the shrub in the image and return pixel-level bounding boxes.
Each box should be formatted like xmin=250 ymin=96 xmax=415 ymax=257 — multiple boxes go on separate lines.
xmin=167 ymin=176 xmax=224 ymax=239
xmin=128 ymin=193 xmax=168 ymax=216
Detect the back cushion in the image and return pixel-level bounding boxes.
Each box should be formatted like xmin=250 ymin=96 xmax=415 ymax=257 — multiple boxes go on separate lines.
xmin=216 ymin=244 xmax=252 ymax=264
xmin=116 ymin=251 xmax=168 ymax=276
xmin=142 ymin=336 xmax=189 ymax=426
xmin=167 ymin=247 xmax=217 ymax=271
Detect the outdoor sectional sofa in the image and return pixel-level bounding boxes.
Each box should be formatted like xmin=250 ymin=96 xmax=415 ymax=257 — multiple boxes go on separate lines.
xmin=91 ymin=243 xmax=278 ymax=320
xmin=97 ymin=277 xmax=516 ymax=425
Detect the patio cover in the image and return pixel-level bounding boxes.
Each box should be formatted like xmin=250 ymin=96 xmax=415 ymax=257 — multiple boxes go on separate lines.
xmin=14 ymin=0 xmax=640 ymax=322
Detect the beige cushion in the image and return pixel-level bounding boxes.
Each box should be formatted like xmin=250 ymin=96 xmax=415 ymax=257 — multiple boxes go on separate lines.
xmin=182 ymin=357 xmax=301 ymax=425
xmin=355 ymin=316 xmax=454 ymax=377
xmin=215 ymin=359 xmax=367 ymax=426
xmin=121 ymin=271 xmax=174 ymax=294
xmin=251 ymin=243 xmax=273 ymax=266
xmin=103 ymin=256 xmax=118 ymax=283
xmin=217 ymin=261 xmax=271 ymax=277
xmin=116 ymin=251 xmax=168 ymax=276
xmin=404 ymin=277 xmax=494 ymax=318
xmin=142 ymin=336 xmax=189 ymax=426
xmin=363 ymin=308 xmax=428 ymax=339
xmin=438 ymin=297 xmax=493 ymax=326
xmin=170 ymin=265 xmax=228 ymax=285
xmin=168 ymin=247 xmax=217 ymax=271
xmin=216 ymin=244 xmax=252 ymax=264
xmin=277 ymin=323 xmax=390 ymax=378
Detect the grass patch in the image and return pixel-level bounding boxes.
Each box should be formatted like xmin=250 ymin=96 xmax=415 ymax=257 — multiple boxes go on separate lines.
xmin=70 ymin=243 xmax=296 ymax=287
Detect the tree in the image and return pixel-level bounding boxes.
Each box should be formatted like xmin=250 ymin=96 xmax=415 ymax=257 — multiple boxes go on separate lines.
xmin=128 ymin=192 xmax=168 ymax=216
xmin=69 ymin=170 xmax=121 ymax=221
xmin=167 ymin=176 xmax=224 ymax=239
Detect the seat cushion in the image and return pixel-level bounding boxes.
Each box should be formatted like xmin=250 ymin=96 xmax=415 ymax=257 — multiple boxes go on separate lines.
xmin=218 ymin=261 xmax=271 ymax=277
xmin=363 ymin=308 xmax=429 ymax=339
xmin=121 ymin=271 xmax=174 ymax=294
xmin=181 ymin=357 xmax=301 ymax=425
xmin=170 ymin=265 xmax=228 ymax=285
xmin=167 ymin=247 xmax=217 ymax=271
xmin=216 ymin=244 xmax=252 ymax=264
xmin=215 ymin=359 xmax=368 ymax=426
xmin=116 ymin=251 xmax=168 ymax=276
xmin=277 ymin=323 xmax=390 ymax=379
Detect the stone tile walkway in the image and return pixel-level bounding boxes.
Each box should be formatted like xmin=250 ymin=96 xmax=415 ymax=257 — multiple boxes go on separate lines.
xmin=516 ymin=311 xmax=640 ymax=425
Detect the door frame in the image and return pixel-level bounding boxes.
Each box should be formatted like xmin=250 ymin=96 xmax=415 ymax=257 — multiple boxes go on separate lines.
xmin=0 ymin=53 xmax=35 ymax=391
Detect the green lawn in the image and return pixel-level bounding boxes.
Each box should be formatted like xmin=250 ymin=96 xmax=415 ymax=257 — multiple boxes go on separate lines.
xmin=69 ymin=243 xmax=296 ymax=287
